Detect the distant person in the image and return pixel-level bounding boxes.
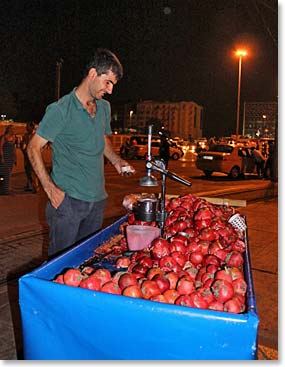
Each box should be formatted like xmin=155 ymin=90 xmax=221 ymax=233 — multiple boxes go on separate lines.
xmin=21 ymin=122 xmax=37 ymax=192
xmin=264 ymin=141 xmax=275 ymax=180
xmin=27 ymin=48 xmax=135 ymax=257
xmin=250 ymin=146 xmax=266 ymax=178
xmin=240 ymin=148 xmax=252 ymax=178
xmin=208 ymin=136 xmax=217 ymax=150
xmin=128 ymin=138 xmax=139 ymax=159
xmin=120 ymin=138 xmax=130 ymax=159
xmin=159 ymin=134 xmax=170 ymax=168
xmin=261 ymin=142 xmax=268 ymax=158
xmin=0 ymin=125 xmax=17 ymax=195
xmin=195 ymin=141 xmax=202 ymax=154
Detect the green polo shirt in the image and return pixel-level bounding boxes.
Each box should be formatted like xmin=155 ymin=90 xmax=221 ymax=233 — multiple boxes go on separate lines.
xmin=37 ymin=89 xmax=112 ymax=202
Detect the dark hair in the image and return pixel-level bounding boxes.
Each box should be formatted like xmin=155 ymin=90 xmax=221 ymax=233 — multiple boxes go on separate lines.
xmin=5 ymin=124 xmax=14 ymax=134
xmin=27 ymin=121 xmax=35 ymax=130
xmin=84 ymin=48 xmax=123 ymax=80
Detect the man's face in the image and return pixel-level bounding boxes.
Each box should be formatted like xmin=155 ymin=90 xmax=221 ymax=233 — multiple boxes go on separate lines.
xmin=89 ymin=69 xmax=117 ymax=100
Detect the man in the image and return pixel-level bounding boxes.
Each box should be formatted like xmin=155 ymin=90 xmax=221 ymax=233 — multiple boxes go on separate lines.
xmin=264 ymin=140 xmax=275 ymax=180
xmin=250 ymin=146 xmax=265 ymax=178
xmin=120 ymin=138 xmax=130 ymax=159
xmin=159 ymin=134 xmax=170 ymax=169
xmin=0 ymin=125 xmax=16 ymax=195
xmin=21 ymin=121 xmax=36 ymax=192
xmin=28 ymin=48 xmax=134 ymax=257
xmin=209 ymin=136 xmax=217 ymax=151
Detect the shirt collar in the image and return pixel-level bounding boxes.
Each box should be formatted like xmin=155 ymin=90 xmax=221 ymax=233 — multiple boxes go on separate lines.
xmin=72 ymin=88 xmax=85 ymax=111
xmin=71 ymin=88 xmax=103 ymax=111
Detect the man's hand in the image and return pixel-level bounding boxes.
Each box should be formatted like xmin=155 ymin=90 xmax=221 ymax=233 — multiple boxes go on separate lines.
xmin=114 ymin=159 xmax=135 ymax=176
xmin=28 ymin=133 xmax=66 ymax=205
xmin=120 ymin=163 xmax=136 ymax=176
xmin=104 ymin=136 xmax=135 ymax=176
xmin=48 ymin=185 xmax=65 ymax=209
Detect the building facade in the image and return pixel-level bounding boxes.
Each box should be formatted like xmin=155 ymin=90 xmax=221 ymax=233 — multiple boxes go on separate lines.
xmin=130 ymin=100 xmax=203 ymax=140
xmin=243 ymin=101 xmax=277 ymax=139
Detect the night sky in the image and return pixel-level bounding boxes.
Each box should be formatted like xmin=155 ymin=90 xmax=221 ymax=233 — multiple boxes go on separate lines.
xmin=0 ymin=0 xmax=278 ymax=137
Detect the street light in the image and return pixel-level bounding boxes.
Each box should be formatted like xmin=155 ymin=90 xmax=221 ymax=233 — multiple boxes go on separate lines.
xmin=235 ymin=49 xmax=247 ymax=136
xmin=262 ymin=114 xmax=267 ymax=137
xmin=129 ymin=110 xmax=134 ymax=126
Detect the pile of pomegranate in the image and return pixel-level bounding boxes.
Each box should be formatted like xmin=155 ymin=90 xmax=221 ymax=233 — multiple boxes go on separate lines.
xmin=53 ymin=194 xmax=248 ymax=314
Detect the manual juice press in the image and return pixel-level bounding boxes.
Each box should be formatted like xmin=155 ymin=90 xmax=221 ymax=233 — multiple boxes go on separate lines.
xmin=132 ymin=125 xmax=192 ymax=236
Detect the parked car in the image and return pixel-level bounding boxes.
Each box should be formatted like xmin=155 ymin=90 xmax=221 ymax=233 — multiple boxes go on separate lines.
xmin=196 ymin=138 xmax=208 ymax=149
xmin=168 ymin=140 xmax=184 ymax=157
xmin=127 ymin=135 xmax=183 ymax=160
xmin=195 ymin=144 xmax=256 ymax=179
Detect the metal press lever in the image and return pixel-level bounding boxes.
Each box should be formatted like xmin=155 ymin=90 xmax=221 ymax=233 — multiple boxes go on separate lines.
xmin=138 ymin=124 xmax=192 ymax=235
xmin=146 ymin=160 xmax=192 ymax=187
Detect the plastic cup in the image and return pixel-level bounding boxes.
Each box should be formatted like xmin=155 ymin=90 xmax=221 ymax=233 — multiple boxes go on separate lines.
xmin=126 ymin=225 xmax=161 ymax=251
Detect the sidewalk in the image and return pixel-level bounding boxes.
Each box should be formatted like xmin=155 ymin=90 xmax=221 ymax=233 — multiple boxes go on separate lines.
xmin=0 ymin=173 xmax=279 ymax=360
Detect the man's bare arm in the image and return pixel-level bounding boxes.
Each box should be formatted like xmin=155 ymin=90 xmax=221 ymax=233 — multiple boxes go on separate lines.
xmin=104 ymin=136 xmax=136 ymax=175
xmin=104 ymin=136 xmax=123 ymax=167
xmin=27 ymin=134 xmax=65 ymax=208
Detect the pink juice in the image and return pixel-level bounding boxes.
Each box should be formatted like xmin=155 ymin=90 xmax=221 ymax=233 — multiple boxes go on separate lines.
xmin=126 ymin=225 xmax=160 ymax=251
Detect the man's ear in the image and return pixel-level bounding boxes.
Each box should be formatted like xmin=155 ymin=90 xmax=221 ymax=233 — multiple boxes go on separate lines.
xmin=88 ymin=68 xmax=97 ymax=79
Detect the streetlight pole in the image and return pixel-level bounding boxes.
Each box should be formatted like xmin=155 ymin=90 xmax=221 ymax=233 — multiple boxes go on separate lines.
xmin=242 ymin=102 xmax=246 ymax=136
xmin=235 ymin=49 xmax=247 ymax=137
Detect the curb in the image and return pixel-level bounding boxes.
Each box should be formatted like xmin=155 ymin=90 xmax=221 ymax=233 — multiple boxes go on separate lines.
xmin=195 ymin=181 xmax=278 ymax=204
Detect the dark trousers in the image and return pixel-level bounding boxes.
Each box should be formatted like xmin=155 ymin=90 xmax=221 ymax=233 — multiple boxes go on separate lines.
xmin=264 ymin=157 xmax=273 ymax=179
xmin=255 ymin=160 xmax=265 ymax=177
xmin=46 ymin=195 xmax=106 ymax=257
xmin=160 ymin=156 xmax=169 ymax=169
xmin=0 ymin=164 xmax=12 ymax=195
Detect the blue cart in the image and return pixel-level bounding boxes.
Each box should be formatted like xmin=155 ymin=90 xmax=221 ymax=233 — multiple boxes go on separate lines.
xmin=19 ymin=215 xmax=259 ymax=360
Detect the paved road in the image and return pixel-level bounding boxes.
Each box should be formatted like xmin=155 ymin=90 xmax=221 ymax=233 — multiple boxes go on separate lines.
xmin=0 ymin=154 xmax=278 ymax=360
xmin=0 ymin=155 xmax=277 ymax=238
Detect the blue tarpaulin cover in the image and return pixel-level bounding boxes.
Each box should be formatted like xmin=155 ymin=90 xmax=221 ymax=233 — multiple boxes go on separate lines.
xmin=19 ymin=215 xmax=259 ymax=360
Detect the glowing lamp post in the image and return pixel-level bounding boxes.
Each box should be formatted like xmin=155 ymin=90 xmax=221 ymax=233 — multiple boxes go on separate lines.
xmin=235 ymin=49 xmax=247 ymax=136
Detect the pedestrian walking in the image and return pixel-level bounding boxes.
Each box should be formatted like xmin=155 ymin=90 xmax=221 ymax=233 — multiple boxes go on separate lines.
xmin=128 ymin=138 xmax=139 ymax=159
xmin=28 ymin=48 xmax=135 ymax=257
xmin=250 ymin=146 xmax=266 ymax=178
xmin=208 ymin=136 xmax=217 ymax=150
xmin=240 ymin=148 xmax=252 ymax=178
xmin=20 ymin=122 xmax=37 ymax=192
xmin=264 ymin=140 xmax=275 ymax=180
xmin=0 ymin=125 xmax=17 ymax=195
xmin=159 ymin=134 xmax=170 ymax=168
xmin=120 ymin=138 xmax=130 ymax=159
